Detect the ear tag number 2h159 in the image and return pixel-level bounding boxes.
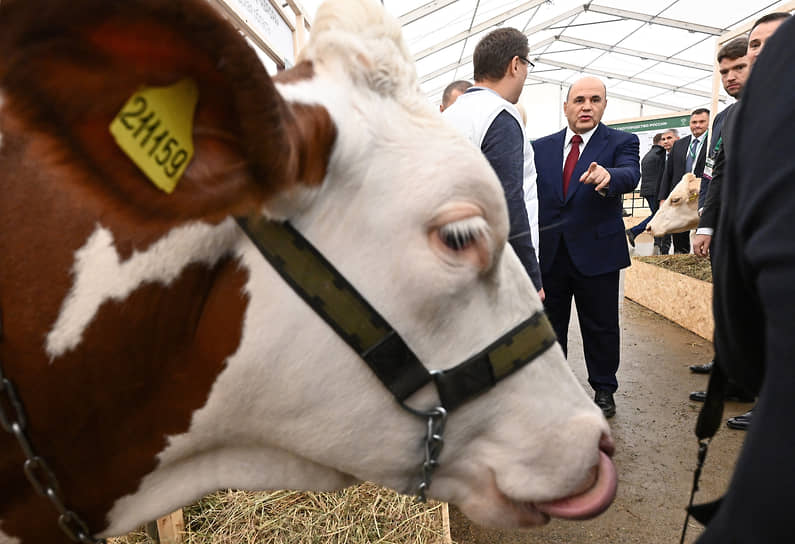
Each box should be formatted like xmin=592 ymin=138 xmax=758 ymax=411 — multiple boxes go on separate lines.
xmin=109 ymin=78 xmax=198 ymax=194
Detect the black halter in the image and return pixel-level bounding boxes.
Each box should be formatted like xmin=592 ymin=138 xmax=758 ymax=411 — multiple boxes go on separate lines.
xmin=236 ymin=215 xmax=557 ymax=498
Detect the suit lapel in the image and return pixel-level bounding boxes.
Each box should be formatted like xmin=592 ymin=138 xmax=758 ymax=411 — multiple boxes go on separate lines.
xmin=565 ymin=123 xmax=608 ymax=204
xmin=548 ymin=129 xmax=567 ymax=203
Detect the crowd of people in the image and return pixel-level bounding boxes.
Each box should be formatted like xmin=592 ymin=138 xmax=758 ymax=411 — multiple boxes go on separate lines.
xmin=438 ymin=11 xmax=795 ymax=541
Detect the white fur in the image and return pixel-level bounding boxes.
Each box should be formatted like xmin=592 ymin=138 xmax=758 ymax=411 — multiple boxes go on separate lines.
xmin=0 ymin=527 xmax=21 ymax=544
xmin=46 ymin=219 xmax=239 ymax=360
xmin=648 ymin=173 xmax=700 ymax=236
xmin=61 ymin=0 xmax=610 ymax=536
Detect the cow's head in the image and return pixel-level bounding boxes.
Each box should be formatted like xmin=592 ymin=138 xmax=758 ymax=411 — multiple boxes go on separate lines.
xmin=648 ymin=173 xmax=701 ymax=236
xmin=0 ymin=1 xmax=615 ymax=542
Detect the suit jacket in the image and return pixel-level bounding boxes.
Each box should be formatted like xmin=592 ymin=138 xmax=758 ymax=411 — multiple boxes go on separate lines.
xmin=639 ymin=144 xmax=666 ymax=198
xmin=658 ymin=132 xmax=708 ymax=201
xmin=697 ymin=104 xmax=739 ymax=230
xmin=698 ymin=107 xmax=730 ymax=208
xmin=698 ymin=17 xmax=795 ymax=543
xmin=533 ymin=123 xmax=640 ymax=277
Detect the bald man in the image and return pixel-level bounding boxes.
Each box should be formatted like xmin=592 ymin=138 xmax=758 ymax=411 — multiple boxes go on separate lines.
xmin=532 ymin=76 xmax=640 ymax=418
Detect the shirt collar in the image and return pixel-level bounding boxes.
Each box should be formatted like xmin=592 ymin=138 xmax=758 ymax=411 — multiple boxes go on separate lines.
xmin=565 ymin=124 xmax=598 ymax=148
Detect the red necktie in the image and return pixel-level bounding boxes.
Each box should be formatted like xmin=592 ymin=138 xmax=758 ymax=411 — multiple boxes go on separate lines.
xmin=562 ymin=134 xmax=582 ymax=197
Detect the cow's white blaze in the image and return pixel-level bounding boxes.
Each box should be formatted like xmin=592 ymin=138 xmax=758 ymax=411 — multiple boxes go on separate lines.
xmin=46 ymin=219 xmax=239 ymax=360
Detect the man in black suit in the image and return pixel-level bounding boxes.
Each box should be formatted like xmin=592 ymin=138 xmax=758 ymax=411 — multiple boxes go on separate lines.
xmin=657 ymin=108 xmax=710 ymax=254
xmin=696 ymin=15 xmax=795 ymax=543
xmin=687 ymin=38 xmax=749 ymax=376
xmin=688 ymin=12 xmax=791 ymax=429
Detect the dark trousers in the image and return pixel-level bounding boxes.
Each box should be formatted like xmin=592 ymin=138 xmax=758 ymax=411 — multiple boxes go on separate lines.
xmin=630 ymin=196 xmax=659 ymax=236
xmin=659 ymin=231 xmax=690 ymax=254
xmin=542 ymin=241 xmax=620 ymax=393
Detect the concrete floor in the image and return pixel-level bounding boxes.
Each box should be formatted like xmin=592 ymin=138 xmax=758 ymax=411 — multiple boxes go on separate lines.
xmin=450 ymin=297 xmax=750 ymax=544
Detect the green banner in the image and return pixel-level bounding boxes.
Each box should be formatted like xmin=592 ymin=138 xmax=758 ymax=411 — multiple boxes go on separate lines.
xmin=608 ymin=114 xmax=691 ymax=133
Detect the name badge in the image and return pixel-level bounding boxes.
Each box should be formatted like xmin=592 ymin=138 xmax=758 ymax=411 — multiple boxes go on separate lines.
xmin=702 ymin=157 xmax=715 ymax=181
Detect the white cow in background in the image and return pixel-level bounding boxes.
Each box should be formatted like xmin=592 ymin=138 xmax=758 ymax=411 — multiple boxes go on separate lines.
xmin=647 ymin=173 xmax=701 ymax=237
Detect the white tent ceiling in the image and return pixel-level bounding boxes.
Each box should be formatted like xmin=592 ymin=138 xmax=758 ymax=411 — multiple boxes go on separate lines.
xmin=295 ymin=0 xmax=790 ymax=136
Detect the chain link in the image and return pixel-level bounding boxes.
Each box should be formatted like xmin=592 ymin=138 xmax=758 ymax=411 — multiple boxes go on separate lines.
xmin=0 ymin=347 xmax=106 ymax=544
xmin=415 ymin=406 xmax=447 ymax=502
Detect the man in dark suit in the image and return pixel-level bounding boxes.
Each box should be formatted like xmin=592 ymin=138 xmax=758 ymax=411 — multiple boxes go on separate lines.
xmin=687 ymin=38 xmax=749 ymax=376
xmin=696 ymin=15 xmax=795 ymax=542
xmin=533 ymin=76 xmax=640 ymax=418
xmin=688 ymin=13 xmax=791 ymax=429
xmin=657 ymin=108 xmax=710 ymax=254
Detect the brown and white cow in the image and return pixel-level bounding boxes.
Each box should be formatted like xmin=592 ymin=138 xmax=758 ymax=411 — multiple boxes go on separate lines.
xmin=0 ymin=1 xmax=617 ymax=542
xmin=647 ymin=173 xmax=701 ymax=237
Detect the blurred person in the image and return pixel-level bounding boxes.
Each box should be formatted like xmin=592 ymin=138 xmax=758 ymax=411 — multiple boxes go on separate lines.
xmin=439 ymin=79 xmax=472 ymax=112
xmin=658 ymin=108 xmax=710 ymax=254
xmin=532 ymin=77 xmax=640 ymax=418
xmin=694 ymin=16 xmax=795 ymax=542
xmin=652 ymin=129 xmax=678 ymax=253
xmin=443 ymin=29 xmax=543 ymax=298
xmin=625 ymin=132 xmax=666 ymax=248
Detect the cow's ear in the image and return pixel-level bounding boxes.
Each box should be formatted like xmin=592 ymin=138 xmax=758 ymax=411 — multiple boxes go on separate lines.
xmin=0 ymin=0 xmax=296 ymax=221
xmin=688 ymin=176 xmax=701 ymax=196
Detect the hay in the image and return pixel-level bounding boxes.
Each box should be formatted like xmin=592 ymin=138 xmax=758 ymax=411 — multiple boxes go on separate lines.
xmin=110 ymin=483 xmax=447 ymax=544
xmin=635 ymin=254 xmax=712 ymax=283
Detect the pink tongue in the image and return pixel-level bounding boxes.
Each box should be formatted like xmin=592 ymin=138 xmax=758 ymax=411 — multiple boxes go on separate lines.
xmin=536 ymin=451 xmax=618 ymax=520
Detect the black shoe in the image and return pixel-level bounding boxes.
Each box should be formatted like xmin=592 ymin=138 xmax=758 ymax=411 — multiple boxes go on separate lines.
xmin=727 ymin=409 xmax=754 ymax=430
xmin=689 ymin=390 xmax=755 ymax=403
xmin=625 ymin=229 xmax=636 ymax=248
xmin=689 ymin=361 xmax=714 ymax=374
xmin=594 ymin=390 xmax=616 ymax=419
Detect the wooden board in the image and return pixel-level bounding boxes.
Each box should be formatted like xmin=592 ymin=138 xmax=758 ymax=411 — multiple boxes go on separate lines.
xmin=624 ymin=259 xmax=713 ymax=340
xmin=156 ymin=510 xmax=185 ymax=544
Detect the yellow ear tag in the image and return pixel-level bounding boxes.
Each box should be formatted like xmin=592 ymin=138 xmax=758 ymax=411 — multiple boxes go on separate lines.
xmin=109 ymin=78 xmax=199 ymax=194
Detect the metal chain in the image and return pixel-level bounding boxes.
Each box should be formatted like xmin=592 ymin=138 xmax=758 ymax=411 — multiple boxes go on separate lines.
xmin=415 ymin=406 xmax=447 ymax=502
xmin=0 ymin=315 xmax=106 ymax=544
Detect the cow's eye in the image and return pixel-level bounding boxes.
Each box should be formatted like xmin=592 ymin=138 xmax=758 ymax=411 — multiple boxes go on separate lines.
xmin=428 ymin=206 xmax=493 ymax=271
xmin=671 ymin=197 xmax=681 ymax=204
xmin=439 ymin=218 xmax=485 ymax=251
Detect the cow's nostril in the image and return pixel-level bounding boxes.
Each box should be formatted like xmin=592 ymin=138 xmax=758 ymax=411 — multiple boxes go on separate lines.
xmin=599 ymin=433 xmax=615 ymax=457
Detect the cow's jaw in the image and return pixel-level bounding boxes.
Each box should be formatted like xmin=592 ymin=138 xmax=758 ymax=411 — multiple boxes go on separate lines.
xmin=100 ymin=446 xmax=357 ymax=538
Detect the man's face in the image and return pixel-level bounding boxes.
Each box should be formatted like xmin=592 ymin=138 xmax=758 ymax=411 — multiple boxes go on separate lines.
xmin=719 ymin=55 xmax=750 ymax=98
xmin=660 ymin=132 xmax=676 ymax=151
xmin=564 ymin=78 xmax=607 ymax=134
xmin=507 ymin=56 xmax=530 ymax=104
xmin=689 ymin=113 xmax=709 ymax=138
xmin=748 ymin=19 xmax=787 ymax=66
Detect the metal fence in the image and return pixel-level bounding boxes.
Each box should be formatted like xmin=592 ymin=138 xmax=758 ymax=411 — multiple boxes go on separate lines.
xmin=622 ymin=190 xmax=651 ymax=217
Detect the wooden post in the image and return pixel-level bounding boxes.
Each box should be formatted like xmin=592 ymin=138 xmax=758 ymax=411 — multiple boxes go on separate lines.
xmin=441 ymin=503 xmax=452 ymax=544
xmin=155 ymin=510 xmax=185 ymax=544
